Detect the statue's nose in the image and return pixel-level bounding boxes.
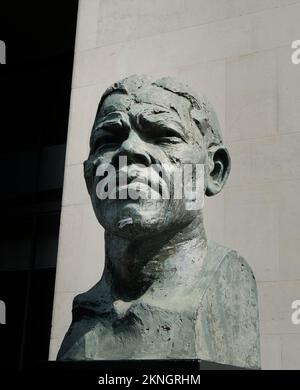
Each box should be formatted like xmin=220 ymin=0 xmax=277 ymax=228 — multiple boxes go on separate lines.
xmin=112 ymin=131 xmax=152 ymax=167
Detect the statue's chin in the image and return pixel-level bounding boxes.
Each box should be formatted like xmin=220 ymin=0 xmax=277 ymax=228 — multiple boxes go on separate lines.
xmin=95 ymin=199 xmax=172 ymax=239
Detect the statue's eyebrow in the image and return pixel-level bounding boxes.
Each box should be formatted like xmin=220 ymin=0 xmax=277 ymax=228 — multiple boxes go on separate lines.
xmin=136 ymin=109 xmax=187 ymax=139
xmin=90 ymin=112 xmax=129 ymax=149
xmin=93 ymin=111 xmax=130 ymax=133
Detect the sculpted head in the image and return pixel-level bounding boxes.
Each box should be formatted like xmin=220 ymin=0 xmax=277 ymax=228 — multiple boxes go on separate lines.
xmin=84 ymin=75 xmax=230 ymax=240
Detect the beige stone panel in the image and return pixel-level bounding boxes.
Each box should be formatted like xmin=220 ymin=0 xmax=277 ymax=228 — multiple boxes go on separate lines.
xmin=278 ymin=46 xmax=300 ymax=135
xmin=253 ymin=3 xmax=300 ymax=51
xmin=280 ymin=133 xmax=300 ymax=180
xmin=96 ymin=0 xmax=213 ymax=47
xmin=281 ymin=334 xmax=300 ymax=369
xmin=73 ymin=15 xmax=253 ymax=88
xmin=250 ymin=137 xmax=282 ymax=183
xmin=65 ymin=84 xmax=103 ymax=166
xmin=227 ymin=132 xmax=300 ymax=189
xmin=204 ymin=192 xmax=225 ymax=246
xmin=227 ymin=0 xmax=300 ymax=15
xmin=54 ymin=204 xmax=104 ymax=293
xmin=62 ymin=163 xmax=89 ymax=207
xmin=258 ymin=281 xmax=300 ymax=334
xmin=48 ymin=338 xmax=61 ymax=361
xmin=260 ymin=334 xmax=282 ymax=370
xmin=279 ymin=180 xmax=300 ymax=280
xmin=95 ymin=0 xmax=300 ymax=48
xmin=224 ymin=183 xmax=280 ymax=282
xmin=248 ymin=133 xmax=300 ymax=184
xmin=50 ymin=292 xmax=76 ymax=348
xmin=225 ymin=139 xmax=254 ymax=188
xmin=226 ymin=51 xmax=277 ymax=141
xmin=75 ymin=0 xmax=100 ymax=52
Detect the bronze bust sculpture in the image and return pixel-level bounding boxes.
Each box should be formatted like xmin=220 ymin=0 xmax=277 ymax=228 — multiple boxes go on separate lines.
xmin=57 ymin=75 xmax=260 ymax=368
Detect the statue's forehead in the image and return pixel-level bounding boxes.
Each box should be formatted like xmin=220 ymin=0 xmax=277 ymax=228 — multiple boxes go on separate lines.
xmin=99 ymin=93 xmax=132 ymax=114
xmin=99 ymin=87 xmax=191 ymax=121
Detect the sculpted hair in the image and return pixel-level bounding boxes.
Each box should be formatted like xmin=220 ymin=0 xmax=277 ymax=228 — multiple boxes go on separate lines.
xmin=93 ymin=75 xmax=224 ymax=148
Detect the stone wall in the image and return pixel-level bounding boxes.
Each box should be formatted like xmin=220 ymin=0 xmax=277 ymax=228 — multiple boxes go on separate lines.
xmin=49 ymin=0 xmax=300 ymax=369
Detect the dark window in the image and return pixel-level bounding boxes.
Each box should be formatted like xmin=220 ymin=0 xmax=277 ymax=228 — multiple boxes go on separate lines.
xmin=0 ymin=1 xmax=78 ymax=368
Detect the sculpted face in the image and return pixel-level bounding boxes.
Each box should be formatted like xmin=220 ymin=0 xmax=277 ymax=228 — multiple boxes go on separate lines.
xmin=84 ymin=79 xmax=229 ymax=239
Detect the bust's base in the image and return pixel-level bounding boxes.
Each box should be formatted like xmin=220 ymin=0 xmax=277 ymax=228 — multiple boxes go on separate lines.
xmin=43 ymin=359 xmax=248 ymax=370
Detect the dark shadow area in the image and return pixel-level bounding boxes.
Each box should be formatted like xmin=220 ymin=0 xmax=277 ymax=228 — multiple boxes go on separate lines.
xmin=0 ymin=1 xmax=78 ymax=368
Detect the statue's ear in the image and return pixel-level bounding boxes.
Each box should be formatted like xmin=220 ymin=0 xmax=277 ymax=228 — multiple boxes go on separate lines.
xmin=205 ymin=145 xmax=231 ymax=196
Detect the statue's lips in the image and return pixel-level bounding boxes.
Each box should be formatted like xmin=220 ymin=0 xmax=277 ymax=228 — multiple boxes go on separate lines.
xmin=96 ymin=165 xmax=171 ymax=200
xmin=111 ymin=176 xmax=164 ymax=199
xmin=114 ymin=181 xmax=162 ymax=199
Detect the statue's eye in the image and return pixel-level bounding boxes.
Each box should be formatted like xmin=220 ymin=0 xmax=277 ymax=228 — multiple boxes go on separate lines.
xmin=155 ymin=128 xmax=184 ymax=144
xmin=93 ymin=135 xmax=120 ymax=152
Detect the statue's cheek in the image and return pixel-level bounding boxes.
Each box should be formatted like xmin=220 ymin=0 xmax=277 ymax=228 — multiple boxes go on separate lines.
xmin=166 ymin=143 xmax=206 ymax=165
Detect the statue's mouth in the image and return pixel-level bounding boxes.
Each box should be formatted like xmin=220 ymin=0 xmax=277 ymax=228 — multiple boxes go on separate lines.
xmin=96 ymin=164 xmax=170 ymax=201
xmin=114 ymin=181 xmax=162 ymax=200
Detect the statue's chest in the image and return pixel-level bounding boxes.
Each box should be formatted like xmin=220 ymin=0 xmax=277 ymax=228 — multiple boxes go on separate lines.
xmin=81 ymin=304 xmax=197 ymax=360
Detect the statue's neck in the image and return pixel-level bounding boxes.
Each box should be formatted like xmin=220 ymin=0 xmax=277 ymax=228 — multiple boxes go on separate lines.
xmin=102 ymin=217 xmax=207 ymax=301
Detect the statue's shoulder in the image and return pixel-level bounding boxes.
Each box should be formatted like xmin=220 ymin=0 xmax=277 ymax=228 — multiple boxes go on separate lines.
xmin=57 ymin=282 xmax=112 ymax=361
xmin=204 ymin=240 xmax=256 ymax=283
xmin=197 ymin=241 xmax=260 ymax=368
xmin=72 ymin=280 xmax=113 ymax=317
xmin=201 ymin=240 xmax=258 ymax=307
xmin=198 ymin=240 xmax=257 ymax=308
